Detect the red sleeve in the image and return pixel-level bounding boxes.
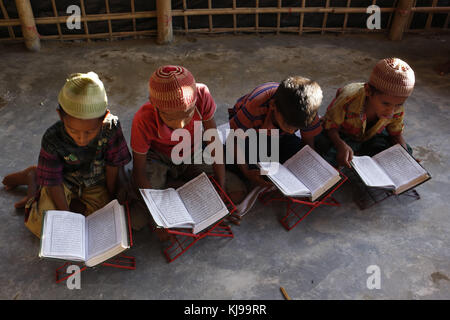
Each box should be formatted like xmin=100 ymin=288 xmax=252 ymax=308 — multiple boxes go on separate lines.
xmin=130 ymin=105 xmax=152 ymax=154
xmin=196 ymin=84 xmax=216 ymax=121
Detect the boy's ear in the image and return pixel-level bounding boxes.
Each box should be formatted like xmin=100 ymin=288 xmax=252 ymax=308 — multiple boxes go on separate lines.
xmin=56 ymin=108 xmax=64 ymax=121
xmin=364 ymin=83 xmax=373 ymax=97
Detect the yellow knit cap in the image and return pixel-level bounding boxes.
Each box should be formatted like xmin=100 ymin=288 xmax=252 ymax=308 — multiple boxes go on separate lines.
xmin=58 ymin=72 xmax=108 ymax=119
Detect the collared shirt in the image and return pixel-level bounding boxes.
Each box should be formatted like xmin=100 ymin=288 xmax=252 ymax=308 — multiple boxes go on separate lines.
xmin=131 ymin=83 xmax=216 ymax=157
xmin=322 ymin=83 xmax=404 ymax=142
xmin=36 ymin=111 xmax=132 ymax=191
xmin=228 ymin=82 xmax=322 ymax=138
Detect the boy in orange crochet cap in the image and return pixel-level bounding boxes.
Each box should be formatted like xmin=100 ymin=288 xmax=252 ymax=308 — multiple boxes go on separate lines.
xmin=317 ymin=57 xmax=415 ymax=168
xmin=130 ymin=65 xmax=246 ymax=230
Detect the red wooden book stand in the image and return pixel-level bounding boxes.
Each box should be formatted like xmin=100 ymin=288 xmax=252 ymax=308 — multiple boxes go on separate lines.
xmin=345 ymin=168 xmax=421 ymax=210
xmin=55 ymin=201 xmax=136 ymax=284
xmin=258 ymin=172 xmax=348 ymax=231
xmin=153 ymin=176 xmax=236 ymax=263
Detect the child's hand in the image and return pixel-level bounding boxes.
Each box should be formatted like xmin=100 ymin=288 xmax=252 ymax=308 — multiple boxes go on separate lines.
xmin=246 ymin=169 xmax=273 ymax=188
xmin=336 ymin=143 xmax=354 ymax=168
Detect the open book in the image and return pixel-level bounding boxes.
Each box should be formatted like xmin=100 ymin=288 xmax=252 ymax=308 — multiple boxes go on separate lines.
xmin=140 ymin=172 xmax=229 ymax=234
xmin=39 ymin=199 xmax=130 ymax=267
xmin=350 ymin=144 xmax=431 ymax=195
xmin=258 ymin=145 xmax=342 ymax=201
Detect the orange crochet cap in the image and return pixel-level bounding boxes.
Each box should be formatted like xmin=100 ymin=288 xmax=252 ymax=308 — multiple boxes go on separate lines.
xmin=369 ymin=58 xmax=415 ymax=97
xmin=149 ymin=65 xmax=197 ymax=111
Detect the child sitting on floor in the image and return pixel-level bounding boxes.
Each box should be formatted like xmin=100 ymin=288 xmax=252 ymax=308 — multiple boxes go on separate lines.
xmin=316 ymin=57 xmax=415 ymax=168
xmin=130 ymin=65 xmax=246 ymax=231
xmin=227 ymin=76 xmax=323 ymax=187
xmin=2 ymin=72 xmax=131 ymax=238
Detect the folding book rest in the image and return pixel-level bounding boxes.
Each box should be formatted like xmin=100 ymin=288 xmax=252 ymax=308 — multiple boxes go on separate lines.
xmin=344 ymin=168 xmax=421 ymax=210
xmin=55 ymin=201 xmax=136 ymax=284
xmin=258 ymin=172 xmax=348 ymax=231
xmin=153 ymin=176 xmax=236 ymax=263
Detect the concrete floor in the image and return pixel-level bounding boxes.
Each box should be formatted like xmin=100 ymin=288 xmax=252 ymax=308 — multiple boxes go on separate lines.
xmin=0 ymin=33 xmax=449 ymax=300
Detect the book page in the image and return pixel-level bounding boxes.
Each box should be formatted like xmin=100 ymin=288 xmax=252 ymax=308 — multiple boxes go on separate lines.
xmin=85 ymin=200 xmax=125 ymax=262
xmin=373 ymin=144 xmax=428 ymax=191
xmin=177 ymin=172 xmax=228 ymax=234
xmin=40 ymin=210 xmax=85 ymax=261
xmin=284 ymin=145 xmax=340 ymax=197
xmin=351 ymin=156 xmax=394 ymax=188
xmin=258 ymin=162 xmax=310 ymax=197
xmin=140 ymin=188 xmax=194 ymax=228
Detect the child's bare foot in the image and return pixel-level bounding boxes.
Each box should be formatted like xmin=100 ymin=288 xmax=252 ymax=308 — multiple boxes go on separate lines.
xmin=14 ymin=196 xmax=32 ymax=209
xmin=2 ymin=166 xmax=37 ymax=190
xmin=3 ymin=166 xmax=37 ymax=208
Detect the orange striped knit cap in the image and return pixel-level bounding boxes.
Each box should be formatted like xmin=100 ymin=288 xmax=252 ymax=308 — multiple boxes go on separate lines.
xmin=369 ymin=58 xmax=415 ymax=97
xmin=149 ymin=65 xmax=197 ymax=111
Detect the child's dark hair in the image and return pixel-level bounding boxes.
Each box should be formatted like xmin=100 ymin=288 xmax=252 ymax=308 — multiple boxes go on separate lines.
xmin=272 ymin=76 xmax=323 ymax=129
xmin=367 ymin=83 xmax=383 ymax=96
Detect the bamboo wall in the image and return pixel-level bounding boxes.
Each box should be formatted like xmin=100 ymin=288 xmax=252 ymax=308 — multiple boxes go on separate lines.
xmin=0 ymin=0 xmax=449 ymax=44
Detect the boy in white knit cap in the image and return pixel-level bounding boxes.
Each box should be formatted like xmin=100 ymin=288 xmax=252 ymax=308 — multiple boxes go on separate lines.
xmin=2 ymin=72 xmax=131 ymax=238
xmin=317 ymin=57 xmax=415 ymax=168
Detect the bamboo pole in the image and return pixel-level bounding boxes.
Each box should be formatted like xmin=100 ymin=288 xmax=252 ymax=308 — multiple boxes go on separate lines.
xmin=182 ymin=0 xmax=189 ymax=34
xmin=14 ymin=0 xmax=40 ymax=51
xmin=1 ymin=0 xmax=15 ymax=39
xmin=276 ymin=0 xmax=281 ymax=35
xmin=105 ymin=0 xmax=113 ymax=40
xmin=322 ymin=0 xmax=330 ymax=35
xmin=130 ymin=0 xmax=137 ymax=39
xmin=406 ymin=0 xmax=417 ymax=32
xmin=425 ymin=0 xmax=438 ymax=30
xmin=156 ymin=0 xmax=172 ymax=44
xmin=386 ymin=0 xmax=398 ymax=31
xmin=79 ymin=0 xmax=90 ymax=42
xmin=342 ymin=0 xmax=351 ymax=34
xmin=2 ymin=6 xmax=449 ymax=29
xmin=255 ymin=0 xmax=259 ymax=34
xmin=389 ymin=0 xmax=413 ymax=41
xmin=299 ymin=0 xmax=305 ymax=35
xmin=50 ymin=0 xmax=62 ymax=40
xmin=232 ymin=0 xmax=237 ymax=34
xmin=208 ymin=0 xmax=213 ymax=33
xmin=1 ymin=5 xmax=449 ymax=42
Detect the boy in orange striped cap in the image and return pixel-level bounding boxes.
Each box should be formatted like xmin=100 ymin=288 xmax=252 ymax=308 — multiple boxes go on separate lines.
xmin=130 ymin=65 xmax=246 ymax=230
xmin=317 ymin=57 xmax=415 ymax=168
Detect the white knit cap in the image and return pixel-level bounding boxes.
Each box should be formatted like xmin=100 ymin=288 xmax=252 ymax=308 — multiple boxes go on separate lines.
xmin=58 ymin=72 xmax=108 ymax=119
xmin=369 ymin=58 xmax=415 ymax=97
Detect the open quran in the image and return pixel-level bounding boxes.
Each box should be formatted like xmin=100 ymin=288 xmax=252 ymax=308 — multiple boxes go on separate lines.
xmin=140 ymin=172 xmax=229 ymax=234
xmin=39 ymin=199 xmax=129 ymax=267
xmin=258 ymin=145 xmax=342 ymax=201
xmin=350 ymin=144 xmax=431 ymax=195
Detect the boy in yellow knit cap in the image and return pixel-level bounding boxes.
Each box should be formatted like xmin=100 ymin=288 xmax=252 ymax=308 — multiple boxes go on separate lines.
xmin=2 ymin=72 xmax=131 ymax=238
xmin=317 ymin=57 xmax=415 ymax=168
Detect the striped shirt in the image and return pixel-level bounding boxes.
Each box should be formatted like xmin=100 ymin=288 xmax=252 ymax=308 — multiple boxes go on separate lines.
xmin=322 ymin=83 xmax=404 ymax=142
xmin=228 ymin=82 xmax=322 ymax=139
xmin=36 ymin=112 xmax=131 ymax=190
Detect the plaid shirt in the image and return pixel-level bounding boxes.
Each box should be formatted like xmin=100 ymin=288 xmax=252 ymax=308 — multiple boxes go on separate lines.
xmin=322 ymin=83 xmax=404 ymax=142
xmin=36 ymin=112 xmax=131 ymax=191
xmin=228 ymin=82 xmax=322 ymax=139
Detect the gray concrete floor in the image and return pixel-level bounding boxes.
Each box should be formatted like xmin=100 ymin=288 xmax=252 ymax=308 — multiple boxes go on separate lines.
xmin=0 ymin=33 xmax=449 ymax=300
